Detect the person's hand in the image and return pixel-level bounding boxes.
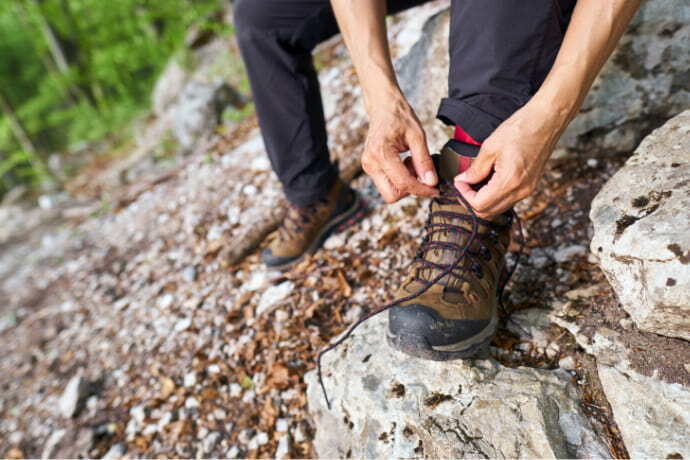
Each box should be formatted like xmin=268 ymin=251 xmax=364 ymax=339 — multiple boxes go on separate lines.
xmin=454 ymin=100 xmax=566 ymax=219
xmin=361 ymin=96 xmax=439 ymax=203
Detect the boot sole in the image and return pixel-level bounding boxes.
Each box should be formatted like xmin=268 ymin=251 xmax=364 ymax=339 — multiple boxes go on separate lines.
xmin=386 ymin=313 xmax=497 ymax=361
xmin=269 ymin=192 xmax=367 ymax=271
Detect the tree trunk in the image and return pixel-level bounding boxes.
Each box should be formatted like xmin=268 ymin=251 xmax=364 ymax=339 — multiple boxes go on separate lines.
xmin=0 ymin=91 xmax=38 ymax=156
xmin=15 ymin=0 xmax=91 ymax=106
xmin=24 ymin=0 xmax=70 ymax=75
xmin=0 ymin=90 xmax=50 ymax=178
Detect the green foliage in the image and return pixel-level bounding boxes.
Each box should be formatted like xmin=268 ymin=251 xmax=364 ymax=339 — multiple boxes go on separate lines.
xmin=0 ymin=0 xmax=226 ymax=199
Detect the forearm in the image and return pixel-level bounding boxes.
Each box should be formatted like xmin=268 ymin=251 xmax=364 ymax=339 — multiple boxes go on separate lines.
xmin=330 ymin=0 xmax=403 ymax=113
xmin=532 ymin=0 xmax=641 ymax=129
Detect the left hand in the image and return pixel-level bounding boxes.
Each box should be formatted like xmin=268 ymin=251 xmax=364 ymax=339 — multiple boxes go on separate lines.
xmin=454 ymin=100 xmax=567 ymax=219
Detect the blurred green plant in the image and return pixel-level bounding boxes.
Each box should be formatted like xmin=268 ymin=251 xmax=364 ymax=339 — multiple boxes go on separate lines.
xmin=0 ymin=0 xmax=227 ymax=199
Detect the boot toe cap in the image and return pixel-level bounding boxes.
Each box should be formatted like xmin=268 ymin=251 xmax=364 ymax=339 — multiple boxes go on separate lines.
xmin=388 ymin=304 xmax=491 ymax=347
xmin=261 ymin=248 xmax=298 ymax=268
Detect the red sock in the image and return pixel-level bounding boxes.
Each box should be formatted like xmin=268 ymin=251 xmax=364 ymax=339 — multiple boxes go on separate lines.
xmin=453 ymin=125 xmax=480 ymax=173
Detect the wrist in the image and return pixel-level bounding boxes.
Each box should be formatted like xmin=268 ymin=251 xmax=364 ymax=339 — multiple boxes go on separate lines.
xmin=531 ymin=67 xmax=588 ymax=130
xmin=362 ymin=78 xmax=405 ymax=115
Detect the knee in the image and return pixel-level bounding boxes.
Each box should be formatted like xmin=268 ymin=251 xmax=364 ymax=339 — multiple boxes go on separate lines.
xmin=233 ymin=0 xmax=269 ymax=39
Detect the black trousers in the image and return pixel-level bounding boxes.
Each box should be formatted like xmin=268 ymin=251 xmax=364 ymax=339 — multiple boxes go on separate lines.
xmin=234 ymin=0 xmax=576 ymax=206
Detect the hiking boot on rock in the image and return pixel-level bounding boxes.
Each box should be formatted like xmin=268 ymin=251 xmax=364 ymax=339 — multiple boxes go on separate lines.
xmin=387 ymin=142 xmax=513 ymax=360
xmin=262 ymin=178 xmax=366 ymax=269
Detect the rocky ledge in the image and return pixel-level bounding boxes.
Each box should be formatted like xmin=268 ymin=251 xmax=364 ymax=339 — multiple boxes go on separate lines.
xmin=306 ymin=315 xmax=608 ymax=459
xmin=590 ymin=110 xmax=690 ymax=341
xmin=305 ymin=112 xmax=690 ymax=459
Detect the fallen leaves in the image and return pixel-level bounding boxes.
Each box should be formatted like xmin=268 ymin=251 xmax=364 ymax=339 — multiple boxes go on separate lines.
xmin=265 ymin=363 xmax=291 ymax=391
xmin=160 ymin=377 xmax=176 ymax=399
xmin=5 ymin=447 xmax=24 ymax=459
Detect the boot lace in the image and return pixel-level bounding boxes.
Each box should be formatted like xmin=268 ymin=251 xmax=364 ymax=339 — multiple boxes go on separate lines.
xmin=279 ymin=198 xmax=329 ymax=242
xmin=412 ymin=183 xmax=511 ymax=289
xmin=316 ymin=179 xmax=524 ymax=409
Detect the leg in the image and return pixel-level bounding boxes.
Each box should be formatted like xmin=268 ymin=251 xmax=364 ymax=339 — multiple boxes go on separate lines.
xmin=234 ymin=0 xmax=338 ymax=207
xmin=388 ymin=0 xmax=577 ymax=361
xmin=234 ymin=0 xmax=430 ymax=206
xmin=438 ymin=0 xmax=577 ymax=153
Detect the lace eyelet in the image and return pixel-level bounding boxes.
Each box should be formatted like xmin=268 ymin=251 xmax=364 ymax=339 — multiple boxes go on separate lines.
xmin=473 ymin=263 xmax=483 ymax=279
xmin=487 ymin=229 xmax=499 ymax=244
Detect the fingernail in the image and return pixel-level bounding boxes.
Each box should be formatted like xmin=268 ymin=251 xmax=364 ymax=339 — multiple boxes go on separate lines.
xmin=456 ymin=172 xmax=467 ymax=182
xmin=423 ymin=171 xmax=436 ymax=186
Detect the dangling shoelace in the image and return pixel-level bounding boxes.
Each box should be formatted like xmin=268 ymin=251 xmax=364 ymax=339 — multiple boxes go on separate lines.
xmin=316 ymin=181 xmax=524 ymax=409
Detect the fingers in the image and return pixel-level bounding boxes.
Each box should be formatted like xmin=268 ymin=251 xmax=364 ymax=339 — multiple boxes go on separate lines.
xmin=406 ymin=131 xmax=437 ymax=186
xmin=465 ymin=172 xmax=513 ymax=218
xmin=363 ymin=149 xmax=437 ymax=203
xmin=403 ymin=156 xmax=416 ymax=177
xmin=456 ymin=164 xmax=534 ymax=218
xmin=371 ymin=168 xmax=403 ymax=203
xmin=455 ymin=144 xmax=495 ymax=185
xmin=361 ymin=102 xmax=439 ymax=202
xmin=385 ymin=150 xmax=438 ymax=198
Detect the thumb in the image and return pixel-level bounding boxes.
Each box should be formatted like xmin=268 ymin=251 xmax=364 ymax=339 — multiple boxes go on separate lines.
xmin=455 ymin=148 xmax=494 ymax=185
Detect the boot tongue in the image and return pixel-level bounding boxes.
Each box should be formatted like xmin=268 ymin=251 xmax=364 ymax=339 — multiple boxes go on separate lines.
xmin=414 ymin=182 xmax=474 ymax=292
xmin=406 ymin=142 xmax=508 ymax=298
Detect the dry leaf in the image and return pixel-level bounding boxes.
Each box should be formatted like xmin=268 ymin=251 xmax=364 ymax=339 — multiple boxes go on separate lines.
xmin=134 ymin=435 xmax=151 ymax=451
xmin=266 ymin=363 xmax=290 ymax=390
xmin=205 ymin=240 xmax=224 ymax=257
xmin=201 ymin=387 xmax=219 ymax=401
xmin=378 ymin=227 xmax=398 ymax=245
xmin=5 ymin=448 xmax=24 ymax=460
xmin=336 ymin=270 xmax=352 ymax=297
xmin=160 ymin=376 xmax=176 ymax=399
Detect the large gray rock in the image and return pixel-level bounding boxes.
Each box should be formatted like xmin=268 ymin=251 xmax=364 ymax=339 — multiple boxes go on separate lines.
xmin=171 ymin=78 xmax=242 ymax=152
xmin=388 ymin=0 xmax=689 ymax=154
xmin=597 ymin=364 xmax=689 ymax=460
xmin=150 ymin=35 xmax=247 ymax=154
xmin=152 ymin=60 xmax=189 ymax=118
xmin=559 ymin=1 xmax=690 ymax=153
xmin=589 ymin=110 xmax=690 ymax=341
xmin=305 ymin=315 xmax=608 ymax=459
xmin=551 ymin=290 xmax=690 ymax=460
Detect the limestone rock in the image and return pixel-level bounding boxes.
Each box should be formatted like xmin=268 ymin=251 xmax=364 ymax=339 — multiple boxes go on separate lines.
xmin=172 ymin=79 xmax=243 ymax=152
xmin=590 ymin=110 xmax=690 ymax=340
xmin=152 ymin=60 xmax=189 ymax=118
xmin=598 ymin=364 xmax=689 ymax=459
xmin=59 ymin=370 xmax=88 ymax=418
xmin=551 ymin=295 xmax=690 ymax=460
xmin=102 ymin=443 xmax=126 ymax=460
xmin=560 ymin=1 xmax=690 ymax=153
xmin=305 ymin=315 xmax=608 ymax=458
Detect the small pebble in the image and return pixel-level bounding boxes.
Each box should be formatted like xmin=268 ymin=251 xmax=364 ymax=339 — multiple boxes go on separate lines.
xmin=619 ymin=318 xmax=634 ymax=330
xmin=229 ymin=383 xmax=242 ymax=397
xmin=559 ymin=356 xmax=577 ymax=370
xmin=184 ymin=372 xmax=197 ymax=387
xmin=276 ymin=435 xmax=290 ymax=459
xmin=226 ymin=446 xmax=241 ymax=458
xmin=182 ymin=266 xmax=197 ymax=282
xmin=275 ymin=418 xmax=289 ymax=432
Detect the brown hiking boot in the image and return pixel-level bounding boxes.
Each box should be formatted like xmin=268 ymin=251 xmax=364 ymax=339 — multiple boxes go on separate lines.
xmin=261 ymin=178 xmax=366 ymax=269
xmin=387 ymin=143 xmax=512 ymax=360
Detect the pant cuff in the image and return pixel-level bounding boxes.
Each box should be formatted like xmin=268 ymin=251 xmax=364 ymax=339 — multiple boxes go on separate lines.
xmin=283 ymin=162 xmax=339 ymax=207
xmin=436 ymin=98 xmax=504 ymax=143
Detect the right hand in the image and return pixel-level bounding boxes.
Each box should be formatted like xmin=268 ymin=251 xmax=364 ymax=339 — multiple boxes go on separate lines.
xmin=361 ymin=96 xmax=439 ymax=203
